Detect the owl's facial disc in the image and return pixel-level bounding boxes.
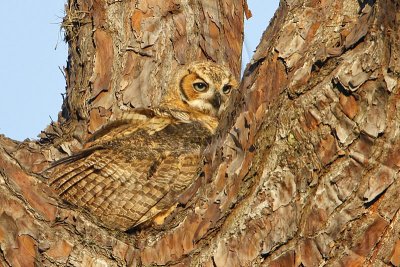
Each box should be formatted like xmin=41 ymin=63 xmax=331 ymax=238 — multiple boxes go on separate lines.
xmin=173 ymin=63 xmax=238 ymax=118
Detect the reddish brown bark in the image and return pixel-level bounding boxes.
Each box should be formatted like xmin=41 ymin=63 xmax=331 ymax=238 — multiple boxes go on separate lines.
xmin=1 ymin=0 xmax=400 ymax=266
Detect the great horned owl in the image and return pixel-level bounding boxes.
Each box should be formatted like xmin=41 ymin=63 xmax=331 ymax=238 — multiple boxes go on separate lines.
xmin=48 ymin=61 xmax=238 ymax=231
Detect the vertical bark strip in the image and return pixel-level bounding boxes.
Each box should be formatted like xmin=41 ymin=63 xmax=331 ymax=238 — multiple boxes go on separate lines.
xmin=55 ymin=0 xmax=244 ymax=143
xmin=199 ymin=0 xmax=400 ymax=266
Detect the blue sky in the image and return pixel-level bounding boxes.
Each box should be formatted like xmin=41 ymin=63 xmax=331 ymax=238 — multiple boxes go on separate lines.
xmin=0 ymin=1 xmax=279 ymax=141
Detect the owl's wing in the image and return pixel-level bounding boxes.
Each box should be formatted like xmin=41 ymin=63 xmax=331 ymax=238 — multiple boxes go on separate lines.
xmin=49 ymin=117 xmax=211 ymax=231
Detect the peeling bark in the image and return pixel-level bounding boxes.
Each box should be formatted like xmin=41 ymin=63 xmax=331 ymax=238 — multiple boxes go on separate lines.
xmin=0 ymin=0 xmax=400 ymax=266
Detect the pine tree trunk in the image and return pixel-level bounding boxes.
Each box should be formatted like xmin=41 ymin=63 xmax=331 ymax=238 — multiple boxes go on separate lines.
xmin=0 ymin=0 xmax=399 ymax=266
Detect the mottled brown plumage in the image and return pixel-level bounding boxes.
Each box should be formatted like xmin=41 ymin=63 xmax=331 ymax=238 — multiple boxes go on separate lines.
xmin=48 ymin=61 xmax=237 ymax=231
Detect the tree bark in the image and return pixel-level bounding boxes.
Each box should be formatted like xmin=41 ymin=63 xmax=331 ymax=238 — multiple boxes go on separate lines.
xmin=0 ymin=0 xmax=400 ymax=266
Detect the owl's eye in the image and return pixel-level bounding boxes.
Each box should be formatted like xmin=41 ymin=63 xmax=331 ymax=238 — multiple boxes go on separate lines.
xmin=222 ymin=84 xmax=232 ymax=94
xmin=193 ymin=82 xmax=208 ymax=92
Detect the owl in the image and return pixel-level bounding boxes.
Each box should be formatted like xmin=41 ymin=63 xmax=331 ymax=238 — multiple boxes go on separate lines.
xmin=48 ymin=61 xmax=238 ymax=231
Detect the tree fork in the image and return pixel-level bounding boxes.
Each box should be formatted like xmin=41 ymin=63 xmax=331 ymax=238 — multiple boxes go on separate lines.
xmin=1 ymin=0 xmax=400 ymax=266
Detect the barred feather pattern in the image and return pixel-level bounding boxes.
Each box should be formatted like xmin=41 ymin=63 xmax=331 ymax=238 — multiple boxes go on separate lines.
xmin=49 ymin=111 xmax=212 ymax=230
xmin=48 ymin=61 xmax=237 ymax=231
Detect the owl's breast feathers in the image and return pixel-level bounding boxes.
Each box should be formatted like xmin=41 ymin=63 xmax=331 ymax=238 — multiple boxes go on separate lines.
xmin=48 ymin=107 xmax=215 ymax=231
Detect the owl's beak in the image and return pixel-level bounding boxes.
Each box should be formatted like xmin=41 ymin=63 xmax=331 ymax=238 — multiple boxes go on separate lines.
xmin=210 ymin=92 xmax=222 ymax=109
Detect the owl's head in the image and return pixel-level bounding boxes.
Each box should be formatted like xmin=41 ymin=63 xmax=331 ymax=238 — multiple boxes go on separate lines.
xmin=161 ymin=61 xmax=238 ymax=118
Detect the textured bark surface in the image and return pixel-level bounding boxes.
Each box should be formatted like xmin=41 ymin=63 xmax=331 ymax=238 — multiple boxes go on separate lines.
xmin=57 ymin=0 xmax=244 ymax=141
xmin=1 ymin=0 xmax=400 ymax=266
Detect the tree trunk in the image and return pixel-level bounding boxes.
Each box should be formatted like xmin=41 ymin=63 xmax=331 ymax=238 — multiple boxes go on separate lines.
xmin=0 ymin=0 xmax=399 ymax=266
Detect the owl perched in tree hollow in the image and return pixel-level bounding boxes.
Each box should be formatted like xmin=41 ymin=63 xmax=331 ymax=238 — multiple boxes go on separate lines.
xmin=48 ymin=61 xmax=238 ymax=231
